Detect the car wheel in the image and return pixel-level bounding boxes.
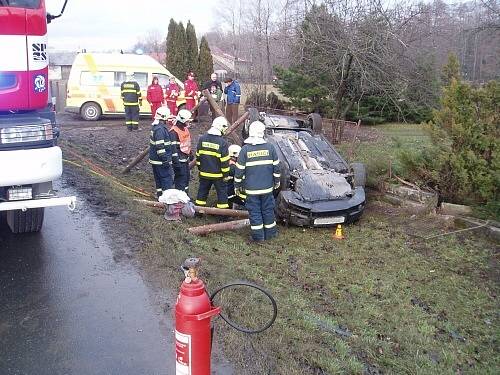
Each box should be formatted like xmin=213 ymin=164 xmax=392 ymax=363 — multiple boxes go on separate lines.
xmin=243 ymin=107 xmax=261 ymax=139
xmin=81 ymin=102 xmax=102 ymax=121
xmin=307 ymin=113 xmax=322 ymax=134
xmin=351 ymin=162 xmax=366 ymax=187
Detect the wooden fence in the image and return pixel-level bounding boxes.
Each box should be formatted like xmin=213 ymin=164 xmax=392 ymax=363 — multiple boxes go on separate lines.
xmin=243 ymin=106 xmax=361 ymax=145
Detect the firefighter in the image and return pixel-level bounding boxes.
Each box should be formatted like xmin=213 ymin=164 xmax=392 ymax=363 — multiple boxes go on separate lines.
xmin=165 ymin=76 xmax=180 ymax=116
xmin=120 ymin=72 xmax=142 ymax=131
xmin=226 ymin=144 xmax=246 ymax=208
xmin=170 ymin=109 xmax=193 ymax=194
xmin=146 ymin=76 xmax=164 ymax=120
xmin=184 ymin=71 xmax=199 ymax=111
xmin=149 ymin=106 xmax=178 ymax=197
xmin=195 ymin=116 xmax=230 ymax=209
xmin=234 ymin=121 xmax=281 ymax=242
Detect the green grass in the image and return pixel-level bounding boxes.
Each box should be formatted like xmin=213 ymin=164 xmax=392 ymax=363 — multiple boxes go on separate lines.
xmin=338 ymin=123 xmax=431 ymax=187
xmin=61 ymin=124 xmax=499 ymax=374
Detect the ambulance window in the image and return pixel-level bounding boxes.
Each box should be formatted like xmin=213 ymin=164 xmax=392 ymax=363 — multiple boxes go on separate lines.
xmin=115 ymin=72 xmax=126 ymax=86
xmin=80 ymin=71 xmax=114 ymax=87
xmin=154 ymin=74 xmax=169 ymax=89
xmin=133 ymin=72 xmax=148 ymax=89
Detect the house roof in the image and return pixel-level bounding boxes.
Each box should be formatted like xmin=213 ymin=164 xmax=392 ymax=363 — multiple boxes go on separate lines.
xmin=49 ymin=51 xmax=78 ymax=66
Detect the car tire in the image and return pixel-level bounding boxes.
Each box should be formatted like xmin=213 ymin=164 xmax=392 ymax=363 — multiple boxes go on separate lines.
xmin=243 ymin=107 xmax=261 ymax=139
xmin=351 ymin=162 xmax=366 ymax=187
xmin=81 ymin=102 xmax=102 ymax=121
xmin=6 ymin=208 xmax=45 ymax=233
xmin=307 ymin=113 xmax=323 ymax=134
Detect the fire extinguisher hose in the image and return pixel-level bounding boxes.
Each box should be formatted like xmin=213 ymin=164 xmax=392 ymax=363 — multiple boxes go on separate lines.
xmin=209 ymin=281 xmax=278 ymax=334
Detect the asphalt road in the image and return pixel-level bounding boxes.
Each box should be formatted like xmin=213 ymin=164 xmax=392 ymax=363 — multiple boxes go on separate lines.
xmin=0 ymin=182 xmax=174 ymax=375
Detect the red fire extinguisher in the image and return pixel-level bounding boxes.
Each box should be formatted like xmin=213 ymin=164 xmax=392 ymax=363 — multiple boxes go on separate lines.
xmin=175 ymin=258 xmax=221 ymax=375
xmin=175 ymin=257 xmax=278 ymax=375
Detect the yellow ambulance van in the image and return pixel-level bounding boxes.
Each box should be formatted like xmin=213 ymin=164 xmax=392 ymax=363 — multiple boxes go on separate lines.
xmin=65 ymin=53 xmax=188 ymax=121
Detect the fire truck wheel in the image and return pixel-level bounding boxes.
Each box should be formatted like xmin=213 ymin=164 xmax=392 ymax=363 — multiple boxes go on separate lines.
xmin=81 ymin=102 xmax=102 ymax=121
xmin=6 ymin=208 xmax=45 ymax=233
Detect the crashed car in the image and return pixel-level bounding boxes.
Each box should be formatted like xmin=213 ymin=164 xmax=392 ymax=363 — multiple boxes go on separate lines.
xmin=241 ymin=108 xmax=366 ymax=227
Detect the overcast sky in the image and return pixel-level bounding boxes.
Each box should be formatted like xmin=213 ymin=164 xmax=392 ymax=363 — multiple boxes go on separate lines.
xmin=46 ymin=0 xmax=219 ymax=51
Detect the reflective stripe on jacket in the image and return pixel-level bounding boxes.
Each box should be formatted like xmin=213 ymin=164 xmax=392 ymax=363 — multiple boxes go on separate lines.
xmin=149 ymin=122 xmax=174 ymax=165
xmin=234 ymin=142 xmax=280 ymax=195
xmin=121 ymin=81 xmax=142 ymax=106
xmin=147 ymin=84 xmax=164 ymax=103
xmin=195 ymin=133 xmax=229 ymax=179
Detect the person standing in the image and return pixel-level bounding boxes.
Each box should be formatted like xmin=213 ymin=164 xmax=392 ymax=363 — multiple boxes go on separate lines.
xmin=184 ymin=71 xmax=199 ymax=111
xmin=165 ymin=76 xmax=180 ymax=116
xmin=146 ymin=76 xmax=164 ymax=120
xmin=203 ymin=73 xmax=224 ymax=121
xmin=195 ymin=116 xmax=230 ymax=209
xmin=169 ymin=109 xmax=193 ymax=194
xmin=120 ymin=72 xmax=142 ymax=131
xmin=234 ymin=121 xmax=281 ymax=242
xmin=149 ymin=106 xmax=178 ymax=197
xmin=224 ymin=77 xmax=241 ymax=125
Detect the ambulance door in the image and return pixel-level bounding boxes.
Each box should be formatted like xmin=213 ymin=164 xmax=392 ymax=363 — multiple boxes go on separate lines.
xmin=133 ymin=72 xmax=148 ymax=114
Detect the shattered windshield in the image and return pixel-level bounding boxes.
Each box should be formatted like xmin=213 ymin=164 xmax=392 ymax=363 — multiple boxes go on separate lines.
xmin=0 ymin=0 xmax=41 ymax=8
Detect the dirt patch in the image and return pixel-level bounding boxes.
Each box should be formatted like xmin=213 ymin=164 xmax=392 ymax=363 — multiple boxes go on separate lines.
xmin=58 ymin=113 xmax=499 ymax=375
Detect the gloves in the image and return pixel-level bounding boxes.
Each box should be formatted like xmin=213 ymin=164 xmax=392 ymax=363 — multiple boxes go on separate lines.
xmin=235 ymin=186 xmax=244 ymax=197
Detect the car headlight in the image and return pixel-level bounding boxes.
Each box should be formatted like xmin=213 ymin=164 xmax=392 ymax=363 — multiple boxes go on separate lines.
xmin=0 ymin=124 xmax=54 ymax=144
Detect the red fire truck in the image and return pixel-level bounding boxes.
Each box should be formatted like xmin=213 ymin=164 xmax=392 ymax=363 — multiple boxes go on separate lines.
xmin=0 ymin=0 xmax=74 ymax=233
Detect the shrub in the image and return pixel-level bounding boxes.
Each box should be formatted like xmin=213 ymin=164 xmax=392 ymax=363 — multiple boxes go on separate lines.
xmin=399 ymin=70 xmax=499 ymax=216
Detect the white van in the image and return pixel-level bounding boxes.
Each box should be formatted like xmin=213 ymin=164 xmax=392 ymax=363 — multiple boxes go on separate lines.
xmin=65 ymin=53 xmax=186 ymax=121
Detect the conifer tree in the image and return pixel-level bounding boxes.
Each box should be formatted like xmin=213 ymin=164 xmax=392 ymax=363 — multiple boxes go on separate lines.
xmin=185 ymin=21 xmax=199 ymax=75
xmin=165 ymin=19 xmax=178 ymax=76
xmin=175 ymin=22 xmax=188 ymax=80
xmin=197 ymin=36 xmax=214 ymax=84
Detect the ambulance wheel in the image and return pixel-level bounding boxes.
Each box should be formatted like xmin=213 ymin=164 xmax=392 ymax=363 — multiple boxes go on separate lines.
xmin=81 ymin=102 xmax=102 ymax=121
xmin=307 ymin=113 xmax=322 ymax=135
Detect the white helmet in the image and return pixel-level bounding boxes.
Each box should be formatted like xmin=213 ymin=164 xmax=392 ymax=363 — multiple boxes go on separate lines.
xmin=248 ymin=121 xmax=266 ymax=139
xmin=176 ymin=109 xmax=192 ymax=124
xmin=228 ymin=144 xmax=241 ymax=158
xmin=126 ymin=71 xmax=134 ymax=80
xmin=211 ymin=116 xmax=230 ymax=135
xmin=155 ymin=106 xmax=171 ymax=121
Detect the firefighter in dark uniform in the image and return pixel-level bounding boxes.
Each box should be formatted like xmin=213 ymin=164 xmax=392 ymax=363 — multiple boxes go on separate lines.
xmin=234 ymin=121 xmax=281 ymax=241
xmin=169 ymin=109 xmax=193 ymax=194
xmin=195 ymin=116 xmax=230 ymax=209
xmin=227 ymin=144 xmax=246 ymax=208
xmin=120 ymin=72 xmax=142 ymax=131
xmin=149 ymin=106 xmax=177 ymax=197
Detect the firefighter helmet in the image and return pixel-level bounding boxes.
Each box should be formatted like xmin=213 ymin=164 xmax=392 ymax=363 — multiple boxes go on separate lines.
xmin=248 ymin=121 xmax=266 ymax=139
xmin=228 ymin=144 xmax=241 ymax=158
xmin=155 ymin=106 xmax=171 ymax=121
xmin=211 ymin=116 xmax=230 ymax=135
xmin=176 ymin=109 xmax=192 ymax=124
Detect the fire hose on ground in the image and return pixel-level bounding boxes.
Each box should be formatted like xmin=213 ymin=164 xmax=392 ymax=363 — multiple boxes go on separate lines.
xmin=175 ymin=258 xmax=277 ymax=374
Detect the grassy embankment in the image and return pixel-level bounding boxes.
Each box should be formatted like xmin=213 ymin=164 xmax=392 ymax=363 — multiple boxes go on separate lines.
xmin=61 ymin=123 xmax=499 ymax=374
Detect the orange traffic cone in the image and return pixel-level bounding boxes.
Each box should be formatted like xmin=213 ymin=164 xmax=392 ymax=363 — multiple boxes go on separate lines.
xmin=333 ymin=224 xmax=344 ymax=240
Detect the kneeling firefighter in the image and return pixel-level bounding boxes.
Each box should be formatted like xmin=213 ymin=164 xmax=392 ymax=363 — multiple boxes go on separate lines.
xmin=149 ymin=106 xmax=178 ymax=197
xmin=195 ymin=117 xmax=230 ymax=209
xmin=235 ymin=121 xmax=281 ymax=241
xmin=170 ymin=109 xmax=193 ymax=194
xmin=227 ymin=144 xmax=246 ymax=208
